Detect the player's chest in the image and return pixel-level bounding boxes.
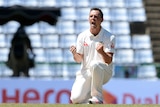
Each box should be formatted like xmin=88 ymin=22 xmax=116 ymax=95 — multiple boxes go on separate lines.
xmin=83 ymin=36 xmax=100 ymax=48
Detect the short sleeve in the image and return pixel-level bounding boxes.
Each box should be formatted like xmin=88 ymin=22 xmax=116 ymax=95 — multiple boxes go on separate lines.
xmin=76 ymin=33 xmax=84 ymax=54
xmin=104 ymin=35 xmax=115 ymax=53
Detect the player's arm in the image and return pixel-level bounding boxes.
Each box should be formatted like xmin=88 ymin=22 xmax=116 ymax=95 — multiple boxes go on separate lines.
xmin=100 ymin=51 xmax=113 ymax=65
xmin=96 ymin=43 xmax=113 ymax=64
xmin=70 ymin=45 xmax=83 ymax=63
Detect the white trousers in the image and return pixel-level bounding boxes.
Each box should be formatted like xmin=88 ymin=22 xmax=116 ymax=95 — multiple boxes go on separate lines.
xmin=70 ymin=61 xmax=113 ymax=104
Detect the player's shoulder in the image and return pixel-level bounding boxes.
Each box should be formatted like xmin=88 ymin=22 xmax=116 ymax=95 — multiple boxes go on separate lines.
xmin=80 ymin=29 xmax=90 ymax=35
xmin=101 ymin=28 xmax=115 ymax=42
xmin=78 ymin=29 xmax=90 ymax=38
xmin=102 ymin=27 xmax=114 ymax=37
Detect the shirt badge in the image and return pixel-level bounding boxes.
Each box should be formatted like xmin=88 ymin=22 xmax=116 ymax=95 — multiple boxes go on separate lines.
xmin=84 ymin=41 xmax=88 ymax=46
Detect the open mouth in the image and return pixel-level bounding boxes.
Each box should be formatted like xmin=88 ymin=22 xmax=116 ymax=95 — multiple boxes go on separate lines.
xmin=91 ymin=21 xmax=96 ymax=26
xmin=91 ymin=21 xmax=95 ymax=24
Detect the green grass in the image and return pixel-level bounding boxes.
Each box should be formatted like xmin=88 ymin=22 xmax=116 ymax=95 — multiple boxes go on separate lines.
xmin=0 ymin=104 xmax=160 ymax=107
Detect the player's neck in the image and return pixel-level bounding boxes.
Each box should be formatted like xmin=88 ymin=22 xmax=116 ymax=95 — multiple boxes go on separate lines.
xmin=90 ymin=26 xmax=101 ymax=36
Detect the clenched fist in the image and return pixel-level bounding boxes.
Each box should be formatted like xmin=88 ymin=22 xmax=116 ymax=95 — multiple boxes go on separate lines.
xmin=96 ymin=42 xmax=104 ymax=54
xmin=70 ymin=45 xmax=76 ymax=55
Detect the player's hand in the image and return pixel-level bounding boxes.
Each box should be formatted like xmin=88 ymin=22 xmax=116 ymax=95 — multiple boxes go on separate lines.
xmin=96 ymin=42 xmax=104 ymax=54
xmin=70 ymin=45 xmax=76 ymax=55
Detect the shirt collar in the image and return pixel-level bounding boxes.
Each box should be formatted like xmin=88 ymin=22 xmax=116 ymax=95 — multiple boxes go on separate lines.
xmin=89 ymin=27 xmax=103 ymax=38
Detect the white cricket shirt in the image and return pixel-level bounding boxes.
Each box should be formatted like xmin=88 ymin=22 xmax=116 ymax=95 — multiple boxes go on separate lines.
xmin=76 ymin=27 xmax=115 ymax=72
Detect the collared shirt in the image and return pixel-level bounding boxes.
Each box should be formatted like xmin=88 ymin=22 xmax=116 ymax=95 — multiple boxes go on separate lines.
xmin=76 ymin=27 xmax=115 ymax=72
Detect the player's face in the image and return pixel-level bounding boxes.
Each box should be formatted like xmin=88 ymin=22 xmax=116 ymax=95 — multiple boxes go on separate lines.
xmin=89 ymin=10 xmax=103 ymax=28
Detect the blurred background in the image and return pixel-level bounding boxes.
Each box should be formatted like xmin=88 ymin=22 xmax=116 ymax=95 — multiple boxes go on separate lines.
xmin=0 ymin=0 xmax=159 ymax=79
xmin=0 ymin=0 xmax=160 ymax=104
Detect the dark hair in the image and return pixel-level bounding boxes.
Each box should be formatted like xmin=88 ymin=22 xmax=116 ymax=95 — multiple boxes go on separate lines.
xmin=90 ymin=7 xmax=103 ymax=18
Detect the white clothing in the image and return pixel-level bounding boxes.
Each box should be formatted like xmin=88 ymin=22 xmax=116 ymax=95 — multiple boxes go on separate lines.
xmin=70 ymin=27 xmax=115 ymax=104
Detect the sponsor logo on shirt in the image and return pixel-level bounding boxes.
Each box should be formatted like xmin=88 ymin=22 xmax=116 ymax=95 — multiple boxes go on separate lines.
xmin=84 ymin=41 xmax=88 ymax=46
